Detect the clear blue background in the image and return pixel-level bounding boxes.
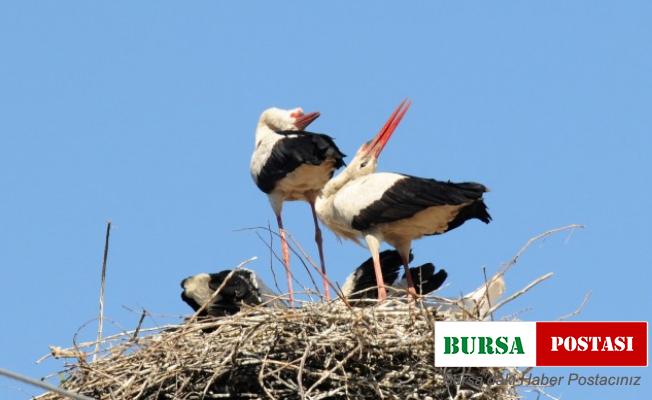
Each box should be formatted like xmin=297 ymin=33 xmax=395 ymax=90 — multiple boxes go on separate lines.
xmin=1 ymin=1 xmax=650 ymax=398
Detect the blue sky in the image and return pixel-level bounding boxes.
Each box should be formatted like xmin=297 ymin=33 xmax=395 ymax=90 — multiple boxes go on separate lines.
xmin=1 ymin=1 xmax=650 ymax=398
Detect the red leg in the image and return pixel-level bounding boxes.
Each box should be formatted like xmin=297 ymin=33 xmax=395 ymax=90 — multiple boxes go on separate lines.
xmin=276 ymin=213 xmax=294 ymax=307
xmin=309 ymin=200 xmax=330 ymax=301
xmin=403 ymin=264 xmax=418 ymax=300
xmin=396 ymin=243 xmax=418 ymax=300
xmin=365 ymin=234 xmax=387 ymax=301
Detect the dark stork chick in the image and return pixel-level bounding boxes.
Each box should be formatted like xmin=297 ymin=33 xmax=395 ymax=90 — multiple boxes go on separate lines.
xmin=316 ymin=100 xmax=491 ymax=301
xmin=250 ymin=107 xmax=345 ymax=305
xmin=180 ymin=269 xmax=283 ymax=317
xmin=341 ymin=250 xmax=448 ymax=305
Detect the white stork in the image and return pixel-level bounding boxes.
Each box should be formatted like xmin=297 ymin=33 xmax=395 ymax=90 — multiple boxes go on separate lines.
xmin=180 ymin=269 xmax=284 ymax=317
xmin=341 ymin=250 xmax=448 ymax=305
xmin=316 ymin=100 xmax=491 ymax=301
xmin=250 ymin=107 xmax=345 ymax=305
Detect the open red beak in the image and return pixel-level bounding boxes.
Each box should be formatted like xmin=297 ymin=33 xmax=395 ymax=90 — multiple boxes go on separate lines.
xmin=294 ymin=111 xmax=320 ymax=130
xmin=364 ymin=99 xmax=412 ymax=158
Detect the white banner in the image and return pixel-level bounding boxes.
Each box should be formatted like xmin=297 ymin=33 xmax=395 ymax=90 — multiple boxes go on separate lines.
xmin=434 ymin=321 xmax=537 ymax=367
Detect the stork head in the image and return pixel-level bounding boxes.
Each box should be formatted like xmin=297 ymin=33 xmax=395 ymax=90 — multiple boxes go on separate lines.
xmin=258 ymin=107 xmax=320 ymax=132
xmin=180 ymin=273 xmax=212 ymax=312
xmin=348 ymin=99 xmax=411 ymax=177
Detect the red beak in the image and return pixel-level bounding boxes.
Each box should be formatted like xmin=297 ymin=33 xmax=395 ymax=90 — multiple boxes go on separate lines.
xmin=364 ymin=99 xmax=412 ymax=158
xmin=294 ymin=111 xmax=320 ymax=130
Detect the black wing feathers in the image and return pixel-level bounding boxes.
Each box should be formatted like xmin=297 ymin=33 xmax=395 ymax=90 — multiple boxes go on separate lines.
xmin=444 ymin=197 xmax=491 ymax=232
xmin=256 ymin=131 xmax=345 ymax=193
xmin=348 ymin=250 xmax=413 ymax=300
xmin=347 ymin=250 xmax=447 ymax=303
xmin=403 ymin=263 xmax=448 ymax=295
xmin=352 ymin=175 xmax=491 ymax=231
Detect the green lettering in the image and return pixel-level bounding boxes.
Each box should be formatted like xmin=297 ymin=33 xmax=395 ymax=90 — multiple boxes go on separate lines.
xmin=462 ymin=337 xmax=474 ymax=354
xmin=444 ymin=337 xmax=459 ymax=354
xmin=496 ymin=336 xmax=508 ymax=354
xmin=511 ymin=337 xmax=524 ymax=354
xmin=480 ymin=336 xmax=494 ymax=354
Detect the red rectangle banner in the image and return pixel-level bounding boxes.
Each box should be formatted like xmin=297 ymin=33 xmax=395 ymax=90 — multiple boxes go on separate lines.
xmin=536 ymin=322 xmax=647 ymax=366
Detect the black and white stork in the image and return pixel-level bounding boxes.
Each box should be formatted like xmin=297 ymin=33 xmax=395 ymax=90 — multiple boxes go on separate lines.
xmin=341 ymin=250 xmax=448 ymax=305
xmin=316 ymin=100 xmax=491 ymax=301
xmin=180 ymin=269 xmax=284 ymax=317
xmin=250 ymin=107 xmax=345 ymax=305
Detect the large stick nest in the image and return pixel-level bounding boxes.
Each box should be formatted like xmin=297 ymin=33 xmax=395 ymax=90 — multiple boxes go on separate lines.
xmin=37 ymin=298 xmax=517 ymax=400
xmin=37 ymin=225 xmax=584 ymax=399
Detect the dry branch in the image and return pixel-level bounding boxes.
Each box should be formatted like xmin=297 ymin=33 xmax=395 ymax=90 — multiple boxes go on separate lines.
xmin=93 ymin=221 xmax=112 ymax=362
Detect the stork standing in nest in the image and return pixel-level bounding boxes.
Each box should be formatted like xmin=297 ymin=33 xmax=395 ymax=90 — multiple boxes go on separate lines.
xmin=250 ymin=107 xmax=345 ymax=305
xmin=316 ymin=100 xmax=491 ymax=301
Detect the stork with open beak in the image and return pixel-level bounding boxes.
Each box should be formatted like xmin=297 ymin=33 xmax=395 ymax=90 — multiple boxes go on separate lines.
xmin=315 ymin=100 xmax=491 ymax=301
xmin=250 ymin=107 xmax=345 ymax=305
